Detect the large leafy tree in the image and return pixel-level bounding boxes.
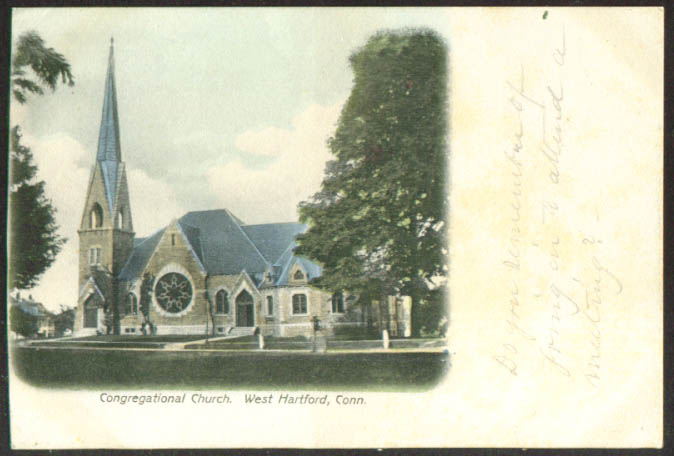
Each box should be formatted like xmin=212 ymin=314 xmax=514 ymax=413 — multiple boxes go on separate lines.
xmin=296 ymin=29 xmax=448 ymax=336
xmin=8 ymin=31 xmax=72 ymax=290
xmin=11 ymin=31 xmax=73 ymax=104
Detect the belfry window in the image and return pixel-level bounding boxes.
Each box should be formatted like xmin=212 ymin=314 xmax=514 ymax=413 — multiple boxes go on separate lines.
xmin=90 ymin=203 xmax=103 ymax=228
xmin=117 ymin=210 xmax=124 ymax=229
xmin=171 ymin=234 xmax=176 ymax=246
xmin=215 ymin=289 xmax=230 ymax=314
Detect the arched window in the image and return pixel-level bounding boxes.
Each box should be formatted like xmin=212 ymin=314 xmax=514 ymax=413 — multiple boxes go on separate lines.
xmin=215 ymin=289 xmax=230 ymax=314
xmin=292 ymin=294 xmax=307 ymax=315
xmin=293 ymin=269 xmax=305 ymax=281
xmin=331 ymin=292 xmax=344 ymax=313
xmin=126 ymin=293 xmax=138 ymax=314
xmin=90 ymin=203 xmax=104 ymax=228
xmin=117 ymin=210 xmax=124 ymax=229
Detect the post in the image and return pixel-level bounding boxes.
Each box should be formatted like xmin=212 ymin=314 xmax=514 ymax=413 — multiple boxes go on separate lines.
xmin=312 ymin=315 xmax=320 ymax=352
xmin=258 ymin=333 xmax=265 ymax=350
xmin=382 ymin=329 xmax=389 ymax=349
xmin=204 ymin=290 xmax=210 ymax=345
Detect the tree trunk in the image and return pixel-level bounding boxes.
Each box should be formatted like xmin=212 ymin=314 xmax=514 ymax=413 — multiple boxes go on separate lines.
xmin=410 ymin=294 xmax=421 ymax=338
xmin=112 ymin=288 xmax=120 ymax=335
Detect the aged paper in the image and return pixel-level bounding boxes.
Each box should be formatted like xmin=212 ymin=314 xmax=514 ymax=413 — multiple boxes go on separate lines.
xmin=8 ymin=7 xmax=662 ymax=448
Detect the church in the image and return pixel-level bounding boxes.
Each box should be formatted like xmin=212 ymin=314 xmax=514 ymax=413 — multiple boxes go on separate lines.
xmin=72 ymin=41 xmax=377 ymax=338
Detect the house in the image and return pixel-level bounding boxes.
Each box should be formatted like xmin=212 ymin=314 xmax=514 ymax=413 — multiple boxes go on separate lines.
xmin=9 ymin=293 xmax=55 ymax=338
xmin=73 ymin=39 xmax=379 ymax=338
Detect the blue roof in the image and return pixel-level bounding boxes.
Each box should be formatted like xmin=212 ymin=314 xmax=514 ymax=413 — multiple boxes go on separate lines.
xmin=118 ymin=228 xmax=165 ymax=281
xmin=241 ymin=222 xmax=306 ymax=264
xmin=96 ymin=40 xmax=122 ymax=212
xmin=99 ymin=160 xmax=119 ymax=212
xmin=177 ymin=221 xmax=204 ymax=264
xmin=178 ymin=210 xmax=269 ymax=276
xmin=118 ymin=209 xmax=324 ymax=285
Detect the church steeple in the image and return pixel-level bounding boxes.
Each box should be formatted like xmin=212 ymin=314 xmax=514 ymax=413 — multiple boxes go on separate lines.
xmin=97 ymin=37 xmax=122 ymax=211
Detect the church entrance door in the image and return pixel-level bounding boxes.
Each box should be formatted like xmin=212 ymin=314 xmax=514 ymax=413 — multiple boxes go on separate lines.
xmin=235 ymin=290 xmax=254 ymax=327
xmin=84 ymin=296 xmax=100 ymax=328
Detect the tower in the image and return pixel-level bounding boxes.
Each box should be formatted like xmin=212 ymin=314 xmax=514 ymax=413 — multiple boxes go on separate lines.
xmin=75 ymin=39 xmax=135 ymax=335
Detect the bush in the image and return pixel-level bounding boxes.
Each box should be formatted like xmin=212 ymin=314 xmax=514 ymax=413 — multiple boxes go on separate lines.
xmin=332 ymin=325 xmax=380 ymax=340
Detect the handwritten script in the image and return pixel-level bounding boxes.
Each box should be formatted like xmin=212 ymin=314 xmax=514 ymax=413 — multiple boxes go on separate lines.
xmin=494 ymin=27 xmax=622 ymax=388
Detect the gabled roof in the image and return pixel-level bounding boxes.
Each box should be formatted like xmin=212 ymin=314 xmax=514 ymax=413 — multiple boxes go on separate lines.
xmin=118 ymin=228 xmax=165 ymax=281
xmin=118 ymin=208 xmax=324 ymax=286
xmin=177 ymin=220 xmax=205 ymax=266
xmin=275 ymin=252 xmax=323 ymax=286
xmin=178 ymin=210 xmax=268 ymax=275
xmin=241 ymin=222 xmax=307 ymax=264
xmin=9 ymin=295 xmax=51 ymax=317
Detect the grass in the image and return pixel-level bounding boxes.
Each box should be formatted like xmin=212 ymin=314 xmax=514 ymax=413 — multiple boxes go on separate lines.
xmin=11 ymin=346 xmax=449 ymax=391
xmin=185 ymin=335 xmax=310 ymax=350
xmin=66 ymin=335 xmax=207 ymax=343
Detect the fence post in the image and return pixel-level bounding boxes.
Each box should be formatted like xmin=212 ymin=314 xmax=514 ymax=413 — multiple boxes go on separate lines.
xmin=258 ymin=333 xmax=265 ymax=350
xmin=382 ymin=329 xmax=390 ymax=349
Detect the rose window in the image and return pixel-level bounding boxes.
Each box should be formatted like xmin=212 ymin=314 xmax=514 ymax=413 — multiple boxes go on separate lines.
xmin=155 ymin=272 xmax=193 ymax=313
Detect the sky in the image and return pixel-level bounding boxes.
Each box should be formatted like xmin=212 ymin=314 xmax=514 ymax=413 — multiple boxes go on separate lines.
xmin=10 ymin=7 xmax=453 ymax=311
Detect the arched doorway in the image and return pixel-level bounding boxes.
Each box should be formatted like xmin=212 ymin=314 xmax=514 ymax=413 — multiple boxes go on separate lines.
xmin=84 ymin=295 xmax=102 ymax=328
xmin=235 ymin=290 xmax=254 ymax=327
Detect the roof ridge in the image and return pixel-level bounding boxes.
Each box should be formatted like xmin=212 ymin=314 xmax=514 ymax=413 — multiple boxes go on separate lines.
xmin=226 ymin=211 xmax=270 ymax=269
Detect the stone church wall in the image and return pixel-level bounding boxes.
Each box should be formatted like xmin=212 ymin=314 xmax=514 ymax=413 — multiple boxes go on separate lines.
xmin=141 ymin=222 xmax=209 ymax=334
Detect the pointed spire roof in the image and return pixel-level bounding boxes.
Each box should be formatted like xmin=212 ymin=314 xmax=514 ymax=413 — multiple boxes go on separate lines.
xmin=97 ymin=38 xmax=122 ymax=211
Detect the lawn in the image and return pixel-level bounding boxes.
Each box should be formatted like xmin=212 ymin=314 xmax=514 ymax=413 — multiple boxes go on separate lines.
xmin=66 ymin=335 xmax=207 ymax=343
xmin=11 ymin=346 xmax=449 ymax=391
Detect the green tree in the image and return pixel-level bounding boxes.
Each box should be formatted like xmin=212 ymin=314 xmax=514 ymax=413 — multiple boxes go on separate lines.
xmin=10 ymin=305 xmax=38 ymax=338
xmin=8 ymin=127 xmax=66 ymax=290
xmin=9 ymin=31 xmax=73 ymax=290
xmin=53 ymin=305 xmax=75 ymax=337
xmin=296 ymin=29 xmax=448 ymax=336
xmin=11 ymin=31 xmax=74 ymax=104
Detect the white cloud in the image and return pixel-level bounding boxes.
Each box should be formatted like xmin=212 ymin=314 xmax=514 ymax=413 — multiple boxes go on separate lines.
xmin=127 ymin=168 xmax=185 ymax=237
xmin=235 ymin=127 xmax=293 ymax=157
xmin=207 ymin=100 xmax=344 ymax=224
xmin=17 ymin=133 xmax=90 ymax=312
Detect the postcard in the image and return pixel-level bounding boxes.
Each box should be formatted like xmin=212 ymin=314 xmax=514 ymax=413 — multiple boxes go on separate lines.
xmin=7 ymin=7 xmax=663 ymax=449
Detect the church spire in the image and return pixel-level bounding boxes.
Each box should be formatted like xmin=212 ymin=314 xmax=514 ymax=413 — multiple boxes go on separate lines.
xmin=96 ymin=38 xmax=122 ymax=211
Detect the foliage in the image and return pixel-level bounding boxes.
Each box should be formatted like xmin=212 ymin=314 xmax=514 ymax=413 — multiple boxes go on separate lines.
xmin=9 ymin=31 xmax=73 ymax=290
xmin=416 ymin=285 xmax=448 ymax=337
xmin=53 ymin=305 xmax=75 ymax=337
xmin=8 ymin=127 xmax=66 ymax=290
xmin=10 ymin=305 xmax=39 ymax=338
xmin=11 ymin=31 xmax=74 ymax=104
xmin=296 ymin=29 xmax=448 ymax=336
xmin=139 ymin=273 xmax=156 ymax=335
